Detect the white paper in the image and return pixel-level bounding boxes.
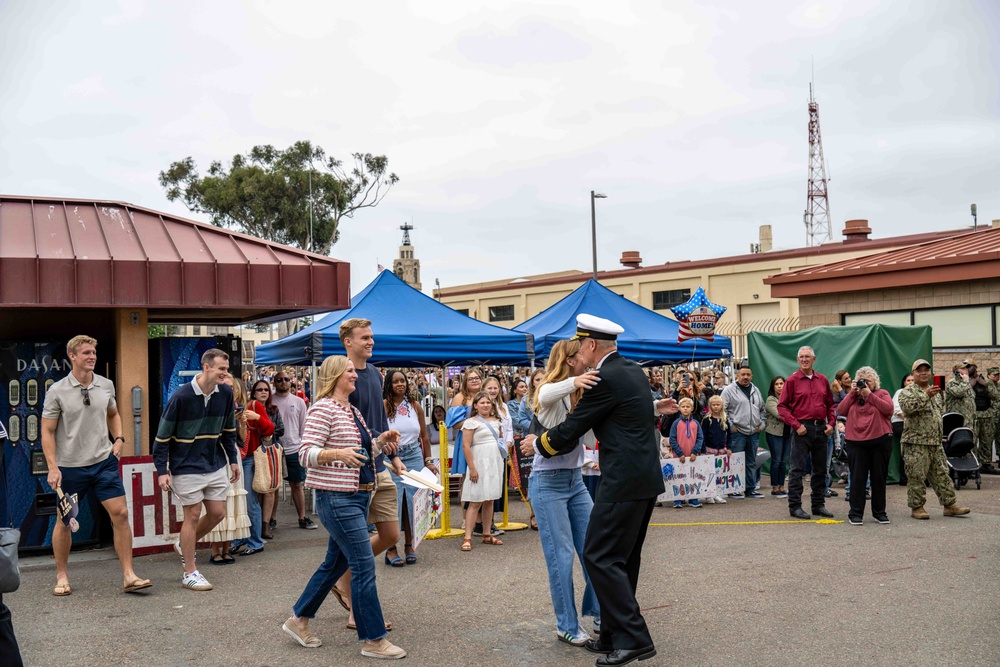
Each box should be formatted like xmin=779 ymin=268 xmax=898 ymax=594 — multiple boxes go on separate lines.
xmin=399 ymin=466 xmax=441 ymax=490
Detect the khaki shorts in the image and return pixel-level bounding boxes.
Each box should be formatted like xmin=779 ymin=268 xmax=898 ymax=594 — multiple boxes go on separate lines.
xmin=368 ymin=469 xmax=398 ymax=523
xmin=171 ymin=467 xmax=230 ymax=507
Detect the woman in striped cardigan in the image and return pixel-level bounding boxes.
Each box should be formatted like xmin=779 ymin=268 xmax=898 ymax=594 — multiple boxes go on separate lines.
xmin=281 ymin=355 xmax=406 ymax=661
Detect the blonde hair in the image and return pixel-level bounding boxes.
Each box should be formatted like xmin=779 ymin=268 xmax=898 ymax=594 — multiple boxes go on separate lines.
xmin=338 ymin=318 xmax=372 ymax=342
xmin=678 ymin=397 xmax=695 ymax=409
xmin=533 ymin=340 xmax=583 ymax=414
xmin=231 ymin=377 xmax=247 ymax=407
xmin=66 ymin=335 xmax=97 ymax=356
xmin=482 ymin=375 xmax=508 ymax=418
xmin=527 ymin=368 xmax=545 ymax=403
xmin=708 ymin=395 xmax=727 ymax=431
xmin=315 ymin=355 xmax=351 ymax=401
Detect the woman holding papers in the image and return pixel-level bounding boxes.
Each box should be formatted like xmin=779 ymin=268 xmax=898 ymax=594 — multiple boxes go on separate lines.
xmin=383 ymin=370 xmax=438 ymax=566
xmin=282 ymin=355 xmax=405 ymax=660
xmin=526 ymin=340 xmax=602 ymax=647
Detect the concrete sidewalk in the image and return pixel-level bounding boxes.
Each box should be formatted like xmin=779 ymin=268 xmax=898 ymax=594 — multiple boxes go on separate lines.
xmin=8 ymin=476 xmax=1000 ymax=667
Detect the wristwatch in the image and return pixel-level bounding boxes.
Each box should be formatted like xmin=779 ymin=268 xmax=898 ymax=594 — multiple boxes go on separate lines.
xmin=113 ymin=436 xmax=126 ymax=444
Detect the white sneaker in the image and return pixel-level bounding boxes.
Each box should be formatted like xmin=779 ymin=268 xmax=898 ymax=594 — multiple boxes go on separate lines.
xmin=181 ymin=570 xmax=213 ymax=591
xmin=715 ymin=495 xmax=726 ymax=504
xmin=361 ymin=638 xmax=406 ymax=659
xmin=173 ymin=539 xmax=187 ymax=566
xmin=703 ymin=496 xmax=715 ymax=504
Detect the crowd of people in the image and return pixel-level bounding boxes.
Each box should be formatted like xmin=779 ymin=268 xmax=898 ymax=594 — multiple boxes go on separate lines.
xmin=6 ymin=322 xmax=992 ymax=666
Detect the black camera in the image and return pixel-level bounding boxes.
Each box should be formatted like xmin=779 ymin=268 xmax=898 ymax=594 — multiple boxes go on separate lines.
xmin=856 ymin=378 xmax=868 ymax=389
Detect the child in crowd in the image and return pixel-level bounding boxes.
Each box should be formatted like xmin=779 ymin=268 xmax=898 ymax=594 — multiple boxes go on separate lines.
xmin=701 ymin=395 xmax=731 ymax=504
xmin=669 ymin=397 xmax=704 ymax=508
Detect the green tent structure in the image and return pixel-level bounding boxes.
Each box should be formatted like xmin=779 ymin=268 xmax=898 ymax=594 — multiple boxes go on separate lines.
xmin=748 ymin=324 xmax=933 ymax=484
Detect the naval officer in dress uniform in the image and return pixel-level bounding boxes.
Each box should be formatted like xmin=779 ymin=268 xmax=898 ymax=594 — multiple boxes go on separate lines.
xmin=523 ymin=314 xmax=672 ymax=666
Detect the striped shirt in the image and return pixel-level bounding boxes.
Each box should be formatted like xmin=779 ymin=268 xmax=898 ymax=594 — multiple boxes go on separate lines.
xmin=299 ymin=397 xmax=373 ymax=492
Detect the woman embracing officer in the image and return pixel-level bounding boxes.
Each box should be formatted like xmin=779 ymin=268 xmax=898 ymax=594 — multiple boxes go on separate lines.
xmin=281 ymin=355 xmax=405 ymax=660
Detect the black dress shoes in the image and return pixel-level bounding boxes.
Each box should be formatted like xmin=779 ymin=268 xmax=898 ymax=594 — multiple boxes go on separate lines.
xmin=596 ymin=646 xmax=657 ymax=666
xmin=584 ymin=639 xmax=613 ymax=655
xmin=790 ymin=507 xmax=809 ymax=519
xmin=812 ymin=506 xmax=834 ymax=518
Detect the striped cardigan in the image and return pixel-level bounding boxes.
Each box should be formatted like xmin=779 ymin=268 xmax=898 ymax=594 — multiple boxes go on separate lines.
xmin=299 ymin=397 xmax=374 ymax=492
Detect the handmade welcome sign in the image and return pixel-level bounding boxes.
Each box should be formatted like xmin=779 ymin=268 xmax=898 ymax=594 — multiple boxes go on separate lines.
xmin=670 ymin=286 xmax=726 ymax=343
xmin=657 ymin=452 xmax=745 ymax=502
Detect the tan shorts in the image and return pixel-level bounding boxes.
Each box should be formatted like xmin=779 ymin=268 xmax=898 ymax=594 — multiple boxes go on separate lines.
xmin=368 ymin=469 xmax=398 ymax=523
xmin=170 ymin=466 xmax=230 ymax=507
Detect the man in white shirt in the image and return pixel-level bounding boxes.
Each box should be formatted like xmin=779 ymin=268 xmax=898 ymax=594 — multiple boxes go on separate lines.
xmin=271 ymin=372 xmax=316 ymax=529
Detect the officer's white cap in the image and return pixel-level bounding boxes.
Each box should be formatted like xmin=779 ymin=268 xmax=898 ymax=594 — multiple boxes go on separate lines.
xmin=572 ymin=314 xmax=624 ymax=341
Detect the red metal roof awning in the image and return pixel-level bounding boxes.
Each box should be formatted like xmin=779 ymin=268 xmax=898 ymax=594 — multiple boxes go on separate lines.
xmin=0 ymin=195 xmax=350 ymax=322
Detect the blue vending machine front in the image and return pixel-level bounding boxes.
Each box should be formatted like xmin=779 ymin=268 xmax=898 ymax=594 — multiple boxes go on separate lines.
xmin=0 ymin=340 xmax=101 ymax=554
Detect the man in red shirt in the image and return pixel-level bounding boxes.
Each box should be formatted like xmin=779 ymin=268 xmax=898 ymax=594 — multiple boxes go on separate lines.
xmin=777 ymin=346 xmax=836 ymax=520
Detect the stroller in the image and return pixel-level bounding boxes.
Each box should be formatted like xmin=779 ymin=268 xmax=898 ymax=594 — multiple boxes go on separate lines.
xmin=942 ymin=412 xmax=980 ymax=490
xmin=830 ymin=417 xmax=850 ymax=483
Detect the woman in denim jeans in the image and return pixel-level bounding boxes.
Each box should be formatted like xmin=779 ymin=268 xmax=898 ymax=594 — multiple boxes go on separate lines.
xmin=524 ymin=340 xmax=602 ymax=647
xmin=764 ymin=376 xmax=790 ymax=498
xmin=383 ymin=370 xmax=437 ymax=566
xmin=282 ymin=355 xmax=405 ymax=660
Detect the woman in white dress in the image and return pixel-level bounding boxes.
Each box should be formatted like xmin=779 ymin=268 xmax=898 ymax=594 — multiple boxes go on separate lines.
xmin=460 ymin=392 xmax=505 ymax=551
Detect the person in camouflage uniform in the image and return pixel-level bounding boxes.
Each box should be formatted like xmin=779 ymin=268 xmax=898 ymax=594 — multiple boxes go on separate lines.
xmin=897 ymin=359 xmax=970 ymax=520
xmin=944 ymin=364 xmax=976 ymax=430
xmin=986 ymin=367 xmax=1000 ymax=469
xmin=965 ymin=360 xmax=998 ymax=472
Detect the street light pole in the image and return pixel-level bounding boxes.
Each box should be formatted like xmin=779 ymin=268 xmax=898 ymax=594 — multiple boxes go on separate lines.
xmin=590 ymin=190 xmax=607 ymax=280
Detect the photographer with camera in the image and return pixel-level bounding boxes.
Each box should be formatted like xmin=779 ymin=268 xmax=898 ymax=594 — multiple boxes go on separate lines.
xmin=836 ymin=367 xmax=894 ymax=525
xmin=945 ymin=363 xmax=976 ymax=437
xmin=959 ymin=360 xmax=997 ymax=474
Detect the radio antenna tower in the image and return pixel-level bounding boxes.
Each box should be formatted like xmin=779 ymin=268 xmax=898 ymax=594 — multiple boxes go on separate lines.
xmin=804 ymin=81 xmax=832 ymax=246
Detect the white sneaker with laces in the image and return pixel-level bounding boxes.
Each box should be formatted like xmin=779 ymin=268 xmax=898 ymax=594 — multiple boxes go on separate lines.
xmin=181 ymin=570 xmax=213 ymax=591
xmin=715 ymin=495 xmax=727 ymax=504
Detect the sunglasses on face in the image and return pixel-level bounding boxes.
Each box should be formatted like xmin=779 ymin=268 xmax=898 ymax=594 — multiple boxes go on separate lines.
xmin=275 ymin=378 xmax=290 ymax=383
xmin=255 ymin=388 xmax=270 ymax=393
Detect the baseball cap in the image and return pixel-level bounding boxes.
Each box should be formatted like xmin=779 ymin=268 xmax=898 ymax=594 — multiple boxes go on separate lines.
xmin=911 ymin=359 xmax=932 ymax=371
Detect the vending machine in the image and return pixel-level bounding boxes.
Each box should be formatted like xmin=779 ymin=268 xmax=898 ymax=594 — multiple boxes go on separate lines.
xmin=0 ymin=340 xmax=101 ymax=554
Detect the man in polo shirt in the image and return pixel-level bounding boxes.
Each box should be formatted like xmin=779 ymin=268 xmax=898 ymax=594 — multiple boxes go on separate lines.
xmin=271 ymin=371 xmax=316 ymax=530
xmin=777 ymin=346 xmax=836 ymax=520
xmin=41 ymin=335 xmax=152 ymax=596
xmin=154 ymin=348 xmax=240 ymax=591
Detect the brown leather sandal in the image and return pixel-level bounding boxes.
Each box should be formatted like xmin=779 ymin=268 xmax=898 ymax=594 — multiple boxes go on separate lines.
xmin=481 ymin=535 xmax=503 ymax=546
xmin=461 ymin=538 xmax=472 ymax=552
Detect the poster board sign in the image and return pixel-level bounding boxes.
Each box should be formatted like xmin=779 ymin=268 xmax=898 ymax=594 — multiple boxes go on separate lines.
xmin=657 ymin=452 xmax=745 ymax=502
xmin=411 ymin=487 xmax=441 ymax=551
xmin=508 ymin=436 xmax=533 ymax=495
xmin=118 ymin=456 xmax=185 ymax=555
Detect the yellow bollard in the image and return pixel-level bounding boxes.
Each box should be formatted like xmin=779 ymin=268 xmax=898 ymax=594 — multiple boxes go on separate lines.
xmin=496 ymin=458 xmax=528 ymax=531
xmin=424 ymin=421 xmax=464 ymax=539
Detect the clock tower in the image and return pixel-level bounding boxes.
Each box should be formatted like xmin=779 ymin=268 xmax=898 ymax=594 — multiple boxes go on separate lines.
xmin=392 ymin=222 xmax=422 ymax=290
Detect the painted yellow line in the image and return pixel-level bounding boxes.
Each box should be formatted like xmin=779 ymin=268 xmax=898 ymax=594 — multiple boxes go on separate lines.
xmin=649 ymin=519 xmax=844 ymax=527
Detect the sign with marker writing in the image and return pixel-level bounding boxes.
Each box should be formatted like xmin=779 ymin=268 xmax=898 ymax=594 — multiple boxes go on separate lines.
xmin=657 ymin=452 xmax=745 ymax=502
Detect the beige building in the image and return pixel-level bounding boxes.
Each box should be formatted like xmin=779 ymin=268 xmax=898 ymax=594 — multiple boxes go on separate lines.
xmin=437 ymin=220 xmax=966 ymax=357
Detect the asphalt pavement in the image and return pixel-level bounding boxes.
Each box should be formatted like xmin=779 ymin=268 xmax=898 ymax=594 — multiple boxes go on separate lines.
xmin=10 ymin=474 xmax=1000 ymax=667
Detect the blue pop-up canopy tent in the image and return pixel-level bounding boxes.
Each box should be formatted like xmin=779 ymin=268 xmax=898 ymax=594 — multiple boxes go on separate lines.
xmin=514 ymin=279 xmax=732 ymax=365
xmin=255 ymin=270 xmax=534 ymax=367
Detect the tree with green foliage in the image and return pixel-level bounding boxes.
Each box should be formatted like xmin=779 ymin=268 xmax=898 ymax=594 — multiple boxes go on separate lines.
xmin=158 ymin=141 xmax=398 ymax=256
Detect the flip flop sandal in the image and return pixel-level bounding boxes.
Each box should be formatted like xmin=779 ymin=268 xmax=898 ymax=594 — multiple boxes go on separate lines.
xmin=346 ymin=621 xmax=392 ymax=631
xmin=331 ymin=586 xmax=351 ymax=612
xmin=222 ymin=554 xmax=236 ymax=564
xmin=123 ymin=578 xmax=153 ymax=593
xmin=53 ymin=582 xmax=72 ymax=596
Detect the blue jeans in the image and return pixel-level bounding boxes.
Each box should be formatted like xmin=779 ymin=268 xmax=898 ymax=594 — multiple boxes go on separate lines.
xmin=292 ymin=490 xmax=386 ymax=642
xmin=231 ymin=457 xmax=263 ymax=550
xmin=529 ymin=468 xmax=600 ymax=634
xmin=765 ymin=433 xmax=789 ymax=487
xmin=729 ymin=432 xmax=758 ymax=491
xmin=390 ymin=444 xmax=425 ymax=532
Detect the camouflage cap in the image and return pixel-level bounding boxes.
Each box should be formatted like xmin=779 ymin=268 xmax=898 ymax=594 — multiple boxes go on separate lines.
xmin=988 ymin=367 xmax=1000 ymax=375
xmin=912 ymin=359 xmax=932 ymax=371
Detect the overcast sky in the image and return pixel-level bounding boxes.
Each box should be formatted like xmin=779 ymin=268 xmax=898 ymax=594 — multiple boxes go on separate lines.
xmin=2 ymin=1 xmax=998 ymax=294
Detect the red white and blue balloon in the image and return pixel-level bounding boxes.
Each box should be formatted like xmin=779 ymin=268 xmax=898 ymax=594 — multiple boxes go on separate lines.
xmin=670 ymin=287 xmax=726 ymax=343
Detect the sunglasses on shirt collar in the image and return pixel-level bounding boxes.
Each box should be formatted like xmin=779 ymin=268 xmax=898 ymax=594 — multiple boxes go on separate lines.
xmin=80 ymin=386 xmax=91 ymax=407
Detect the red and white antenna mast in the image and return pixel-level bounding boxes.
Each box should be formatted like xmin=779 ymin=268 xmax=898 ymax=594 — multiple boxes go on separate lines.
xmin=804 ymin=82 xmax=832 ymax=246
